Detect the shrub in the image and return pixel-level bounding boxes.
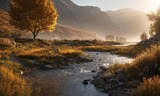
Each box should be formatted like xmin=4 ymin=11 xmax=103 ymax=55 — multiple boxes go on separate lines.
xmin=0 ymin=66 xmax=31 ymax=96
xmin=59 ymin=48 xmax=84 ymax=57
xmin=0 ymin=38 xmax=13 ymax=49
xmin=132 ymin=76 xmax=160 ymax=96
xmin=124 ymin=45 xmax=160 ymax=80
xmin=109 ymin=45 xmax=160 ymax=80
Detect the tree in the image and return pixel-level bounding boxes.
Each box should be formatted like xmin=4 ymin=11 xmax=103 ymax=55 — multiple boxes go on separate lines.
xmin=9 ymin=0 xmax=58 ymax=40
xmin=147 ymin=7 xmax=160 ymax=37
xmin=115 ymin=36 xmax=126 ymax=43
xmin=140 ymin=32 xmax=148 ymax=41
xmin=105 ymin=35 xmax=114 ymax=41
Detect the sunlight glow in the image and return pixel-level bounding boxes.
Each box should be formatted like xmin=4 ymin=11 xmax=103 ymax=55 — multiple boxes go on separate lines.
xmin=151 ymin=0 xmax=160 ymax=12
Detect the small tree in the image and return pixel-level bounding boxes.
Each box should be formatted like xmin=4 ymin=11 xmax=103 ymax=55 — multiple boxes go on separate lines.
xmin=105 ymin=35 xmax=114 ymax=41
xmin=147 ymin=7 xmax=160 ymax=37
xmin=9 ymin=0 xmax=58 ymax=40
xmin=140 ymin=32 xmax=148 ymax=41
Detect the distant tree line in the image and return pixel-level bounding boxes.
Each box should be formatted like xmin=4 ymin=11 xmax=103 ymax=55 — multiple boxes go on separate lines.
xmin=140 ymin=32 xmax=148 ymax=41
xmin=105 ymin=35 xmax=126 ymax=43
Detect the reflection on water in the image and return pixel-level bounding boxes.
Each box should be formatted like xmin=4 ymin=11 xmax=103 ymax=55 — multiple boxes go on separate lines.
xmin=28 ymin=52 xmax=133 ymax=96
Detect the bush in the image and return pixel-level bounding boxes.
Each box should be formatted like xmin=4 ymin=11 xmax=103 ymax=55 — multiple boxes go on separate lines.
xmin=0 ymin=66 xmax=31 ymax=96
xmin=109 ymin=45 xmax=160 ymax=80
xmin=132 ymin=76 xmax=160 ymax=96
xmin=0 ymin=38 xmax=13 ymax=49
xmin=124 ymin=45 xmax=160 ymax=80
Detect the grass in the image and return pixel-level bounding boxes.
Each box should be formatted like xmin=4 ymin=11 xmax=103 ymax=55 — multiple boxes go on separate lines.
xmin=0 ymin=38 xmax=14 ymax=49
xmin=16 ymin=46 xmax=89 ymax=68
xmin=132 ymin=76 xmax=160 ymax=96
xmin=107 ymin=45 xmax=160 ymax=81
xmin=0 ymin=50 xmax=31 ymax=96
xmin=82 ymin=45 xmax=147 ymax=57
xmin=0 ymin=66 xmax=31 ymax=96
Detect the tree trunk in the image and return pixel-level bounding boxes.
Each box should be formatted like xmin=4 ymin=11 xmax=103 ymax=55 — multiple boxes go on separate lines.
xmin=32 ymin=30 xmax=39 ymax=40
xmin=33 ymin=35 xmax=36 ymax=40
xmin=32 ymin=32 xmax=36 ymax=40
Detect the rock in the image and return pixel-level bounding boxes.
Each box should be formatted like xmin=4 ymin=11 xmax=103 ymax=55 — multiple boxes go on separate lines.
xmin=99 ymin=66 xmax=108 ymax=71
xmin=138 ymin=73 xmax=143 ymax=76
xmin=90 ymin=80 xmax=94 ymax=84
xmin=11 ymin=39 xmax=16 ymax=46
xmin=128 ymin=80 xmax=140 ymax=88
xmin=115 ymin=69 xmax=123 ymax=74
xmin=91 ymin=70 xmax=96 ymax=73
xmin=118 ymin=82 xmax=126 ymax=87
xmin=82 ymin=79 xmax=90 ymax=85
xmin=19 ymin=70 xmax=23 ymax=75
xmin=99 ymin=59 xmax=102 ymax=61
xmin=44 ymin=65 xmax=53 ymax=69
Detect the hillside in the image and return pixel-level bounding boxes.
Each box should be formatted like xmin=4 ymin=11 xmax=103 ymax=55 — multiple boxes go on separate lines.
xmin=0 ymin=9 xmax=98 ymax=40
xmin=38 ymin=24 xmax=99 ymax=40
xmin=52 ymin=0 xmax=118 ymax=36
xmin=107 ymin=8 xmax=150 ymax=41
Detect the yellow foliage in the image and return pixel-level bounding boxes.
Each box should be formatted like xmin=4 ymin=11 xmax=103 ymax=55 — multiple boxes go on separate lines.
xmin=10 ymin=0 xmax=58 ymax=39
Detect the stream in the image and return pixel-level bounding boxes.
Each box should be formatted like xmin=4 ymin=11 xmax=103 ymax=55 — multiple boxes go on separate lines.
xmin=28 ymin=52 xmax=133 ymax=96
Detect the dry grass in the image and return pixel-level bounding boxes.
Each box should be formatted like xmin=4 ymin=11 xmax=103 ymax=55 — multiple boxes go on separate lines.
xmin=132 ymin=76 xmax=160 ymax=96
xmin=108 ymin=45 xmax=160 ymax=80
xmin=59 ymin=47 xmax=84 ymax=57
xmin=0 ymin=48 xmax=31 ymax=96
xmin=0 ymin=66 xmax=31 ymax=96
xmin=0 ymin=38 xmax=13 ymax=49
xmin=82 ymin=45 xmax=148 ymax=57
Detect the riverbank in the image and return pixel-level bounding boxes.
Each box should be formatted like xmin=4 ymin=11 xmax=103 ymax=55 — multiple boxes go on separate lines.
xmin=24 ymin=52 xmax=132 ymax=96
xmin=1 ymin=38 xmax=155 ymax=96
xmin=92 ymin=45 xmax=160 ymax=96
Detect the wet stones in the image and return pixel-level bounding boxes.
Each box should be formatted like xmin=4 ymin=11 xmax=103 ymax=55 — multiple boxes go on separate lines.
xmin=99 ymin=65 xmax=109 ymax=71
xmin=91 ymin=70 xmax=96 ymax=73
xmin=92 ymin=68 xmax=136 ymax=96
xmin=82 ymin=79 xmax=91 ymax=85
xmin=43 ymin=65 xmax=54 ymax=69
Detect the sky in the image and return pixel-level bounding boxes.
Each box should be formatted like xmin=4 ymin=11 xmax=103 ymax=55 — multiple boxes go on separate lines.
xmin=71 ymin=0 xmax=160 ymax=12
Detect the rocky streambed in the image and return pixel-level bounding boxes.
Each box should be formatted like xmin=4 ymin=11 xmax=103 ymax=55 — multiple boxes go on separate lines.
xmin=26 ymin=52 xmax=133 ymax=96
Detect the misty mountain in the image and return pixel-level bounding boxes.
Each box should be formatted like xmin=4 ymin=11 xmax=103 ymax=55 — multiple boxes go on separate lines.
xmin=0 ymin=0 xmax=115 ymax=39
xmin=107 ymin=8 xmax=150 ymax=41
xmin=0 ymin=0 xmax=151 ymax=41
xmin=38 ymin=24 xmax=99 ymax=40
xmin=52 ymin=0 xmax=118 ymax=36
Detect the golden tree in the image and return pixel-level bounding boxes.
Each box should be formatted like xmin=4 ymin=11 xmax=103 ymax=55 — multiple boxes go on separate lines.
xmin=9 ymin=0 xmax=58 ymax=39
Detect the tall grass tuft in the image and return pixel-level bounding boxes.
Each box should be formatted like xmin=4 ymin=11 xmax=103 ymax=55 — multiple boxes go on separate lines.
xmin=0 ymin=66 xmax=31 ymax=96
xmin=132 ymin=76 xmax=160 ymax=96
xmin=109 ymin=45 xmax=160 ymax=80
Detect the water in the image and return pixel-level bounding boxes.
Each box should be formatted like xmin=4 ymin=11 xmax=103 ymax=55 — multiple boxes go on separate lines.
xmin=28 ymin=52 xmax=133 ymax=96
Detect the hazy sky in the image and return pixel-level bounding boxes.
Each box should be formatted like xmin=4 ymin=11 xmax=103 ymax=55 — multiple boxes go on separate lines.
xmin=72 ymin=0 xmax=160 ymax=12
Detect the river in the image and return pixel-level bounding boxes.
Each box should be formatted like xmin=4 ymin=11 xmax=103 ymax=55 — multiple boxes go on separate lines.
xmin=28 ymin=52 xmax=133 ymax=96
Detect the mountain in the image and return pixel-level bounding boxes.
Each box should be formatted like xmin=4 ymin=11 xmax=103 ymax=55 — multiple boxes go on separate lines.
xmin=0 ymin=9 xmax=19 ymax=32
xmin=106 ymin=8 xmax=150 ymax=41
xmin=52 ymin=0 xmax=118 ymax=36
xmin=0 ymin=9 xmax=98 ymax=40
xmin=0 ymin=0 xmax=150 ymax=41
xmin=38 ymin=24 xmax=99 ymax=40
